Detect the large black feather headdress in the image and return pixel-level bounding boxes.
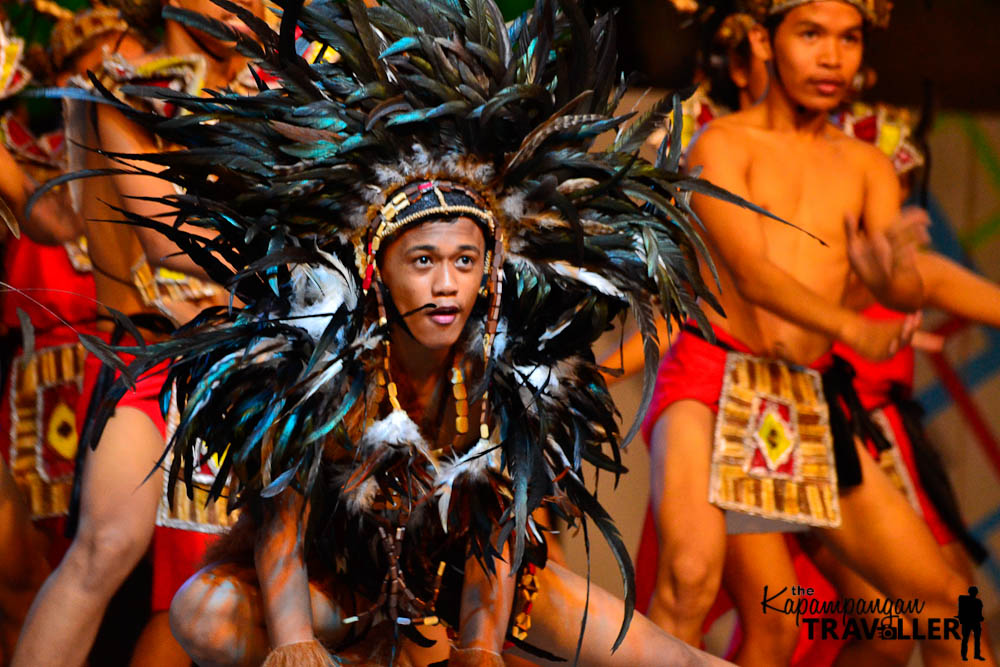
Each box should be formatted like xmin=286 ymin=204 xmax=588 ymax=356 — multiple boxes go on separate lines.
xmin=63 ymin=0 xmax=775 ymax=651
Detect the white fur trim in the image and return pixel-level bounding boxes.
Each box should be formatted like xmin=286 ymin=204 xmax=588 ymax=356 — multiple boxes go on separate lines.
xmin=358 ymin=410 xmax=438 ymax=470
xmin=434 ymin=437 xmax=501 ymax=531
xmin=286 ymin=251 xmax=357 ymax=342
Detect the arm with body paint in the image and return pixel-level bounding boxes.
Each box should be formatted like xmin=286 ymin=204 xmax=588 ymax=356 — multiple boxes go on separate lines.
xmin=255 ymin=490 xmax=333 ymax=666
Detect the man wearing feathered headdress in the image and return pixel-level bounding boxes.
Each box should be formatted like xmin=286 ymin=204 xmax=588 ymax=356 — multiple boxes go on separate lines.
xmin=640 ymin=2 xmax=996 ymax=666
xmin=11 ymin=0 xmax=773 ymax=664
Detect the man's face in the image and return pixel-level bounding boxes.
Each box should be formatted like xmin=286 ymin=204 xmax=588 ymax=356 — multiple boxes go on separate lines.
xmin=771 ymin=1 xmax=864 ymax=112
xmin=379 ymin=217 xmax=486 ymax=351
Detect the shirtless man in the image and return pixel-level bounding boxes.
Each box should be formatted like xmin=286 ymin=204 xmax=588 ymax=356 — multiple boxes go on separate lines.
xmin=0 ymin=12 xmax=131 ymax=662
xmin=644 ymin=3 xmax=984 ymax=666
xmin=10 ymin=1 xmax=262 ymax=665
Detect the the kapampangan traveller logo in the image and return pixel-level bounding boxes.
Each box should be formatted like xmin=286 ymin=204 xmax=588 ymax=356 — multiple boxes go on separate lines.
xmin=760 ymin=583 xmax=986 ymax=659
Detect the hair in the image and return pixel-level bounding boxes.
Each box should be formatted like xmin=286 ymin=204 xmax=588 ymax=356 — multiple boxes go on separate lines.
xmin=704 ymin=30 xmax=752 ymax=110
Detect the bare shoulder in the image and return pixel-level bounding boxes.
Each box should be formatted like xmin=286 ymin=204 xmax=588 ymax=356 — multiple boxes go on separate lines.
xmin=831 ymin=124 xmax=897 ymax=184
xmin=824 ymin=121 xmax=888 ymax=165
xmin=687 ymin=112 xmax=755 ymax=166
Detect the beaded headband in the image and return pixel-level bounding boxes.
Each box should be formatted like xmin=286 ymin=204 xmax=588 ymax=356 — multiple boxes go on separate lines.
xmin=361 ymin=179 xmax=497 ymax=292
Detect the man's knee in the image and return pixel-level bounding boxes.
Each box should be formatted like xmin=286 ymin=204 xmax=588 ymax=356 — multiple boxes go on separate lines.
xmin=655 ymin=551 xmax=721 ymax=614
xmin=169 ymin=579 xmax=202 ymax=653
xmin=170 ymin=571 xmax=241 ymax=664
xmin=65 ymin=522 xmax=149 ymax=592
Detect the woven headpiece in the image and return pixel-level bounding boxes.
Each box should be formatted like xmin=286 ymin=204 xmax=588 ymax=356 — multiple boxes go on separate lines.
xmin=714 ymin=12 xmax=757 ymax=50
xmin=57 ymin=0 xmax=777 ymax=649
xmin=747 ymin=0 xmax=891 ymax=28
xmin=51 ymin=4 xmax=130 ymax=69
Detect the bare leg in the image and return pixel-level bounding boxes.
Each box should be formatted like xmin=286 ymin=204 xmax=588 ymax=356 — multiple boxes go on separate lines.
xmin=802 ymin=539 xmax=912 ymax=667
xmin=0 ymin=457 xmax=50 ymax=663
xmin=506 ymin=561 xmax=729 ymax=666
xmin=940 ymin=541 xmax=977 ymax=586
xmin=11 ymin=407 xmax=164 ymax=667
xmin=816 ymin=440 xmax=995 ymax=667
xmin=169 ymin=562 xmax=283 ymax=667
xmin=169 ymin=562 xmax=446 ymax=667
xmin=647 ymin=401 xmax=727 ymax=645
xmin=129 ymin=611 xmax=192 ymax=667
xmin=722 ymin=533 xmax=800 ymax=666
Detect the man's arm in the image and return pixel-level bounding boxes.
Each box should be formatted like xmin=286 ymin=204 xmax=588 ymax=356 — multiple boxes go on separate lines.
xmin=850 ymin=146 xmax=925 ymax=311
xmin=452 ymin=541 xmax=514 ymax=666
xmin=686 ymin=126 xmax=907 ymax=360
xmin=254 ymin=490 xmax=327 ymax=660
xmin=96 ymin=104 xmax=215 ymax=279
xmin=0 ymin=144 xmax=84 ymax=245
xmin=918 ymin=252 xmax=1000 ymax=328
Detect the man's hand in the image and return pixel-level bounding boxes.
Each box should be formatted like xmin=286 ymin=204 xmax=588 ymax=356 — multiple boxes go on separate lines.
xmin=845 ymin=207 xmax=929 ymax=310
xmin=840 ymin=311 xmax=921 ymax=361
xmin=911 ymin=330 xmax=945 ymax=353
xmin=448 ymin=646 xmax=505 ymax=667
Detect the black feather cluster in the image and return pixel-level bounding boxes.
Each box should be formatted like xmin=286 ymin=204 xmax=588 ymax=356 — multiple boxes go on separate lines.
xmin=60 ymin=0 xmax=779 ymax=653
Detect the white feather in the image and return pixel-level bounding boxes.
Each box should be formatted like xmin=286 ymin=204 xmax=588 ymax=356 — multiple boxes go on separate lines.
xmin=434 ymin=437 xmax=501 ymax=531
xmin=491 ymin=318 xmax=509 ymax=357
xmin=286 ymin=251 xmax=357 ymax=342
xmin=359 ymin=409 xmax=438 ymax=470
xmin=344 ymin=476 xmax=379 ymax=513
xmin=549 ymin=261 xmax=623 ymax=297
xmin=514 ymin=363 xmax=559 ymax=394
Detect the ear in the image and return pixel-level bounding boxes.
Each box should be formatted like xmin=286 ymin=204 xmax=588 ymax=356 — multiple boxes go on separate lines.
xmin=748 ymin=23 xmax=773 ymax=64
xmin=728 ymin=58 xmax=749 ymax=90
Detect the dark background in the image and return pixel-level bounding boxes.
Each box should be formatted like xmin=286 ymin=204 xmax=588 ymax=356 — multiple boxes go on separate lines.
xmin=501 ymin=0 xmax=1000 ymax=112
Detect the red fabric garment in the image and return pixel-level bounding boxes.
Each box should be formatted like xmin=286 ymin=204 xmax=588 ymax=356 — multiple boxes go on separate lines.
xmin=0 ymin=238 xmax=96 ymax=564
xmin=639 ymin=323 xmax=834 ymax=444
xmin=639 ymin=324 xmax=750 ymax=446
xmin=2 ymin=236 xmax=96 ymax=336
xmin=635 ymin=323 xmax=840 ymax=665
xmin=832 ymin=304 xmax=953 ymax=545
xmin=76 ymin=343 xmax=169 ymax=444
xmin=150 ymin=527 xmax=216 ymax=612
